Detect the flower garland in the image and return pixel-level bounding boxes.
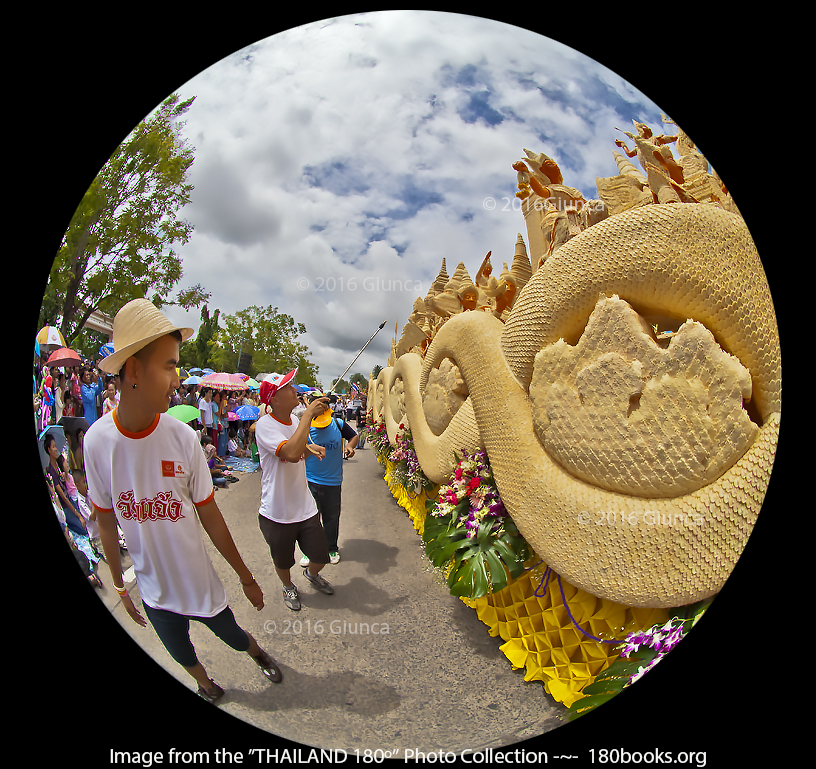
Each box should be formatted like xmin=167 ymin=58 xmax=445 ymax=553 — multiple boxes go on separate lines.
xmin=423 ymin=448 xmax=529 ymax=599
xmin=388 ymin=422 xmax=434 ymax=495
xmin=566 ymin=599 xmax=711 ymax=720
xmin=363 ymin=411 xmax=391 ymax=462
xmin=430 ymin=447 xmax=507 ymax=537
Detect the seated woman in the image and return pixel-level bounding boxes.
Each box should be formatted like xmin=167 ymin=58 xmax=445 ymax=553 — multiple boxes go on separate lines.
xmin=227 ymin=429 xmax=246 ymax=457
xmin=201 ymin=434 xmax=236 ymax=485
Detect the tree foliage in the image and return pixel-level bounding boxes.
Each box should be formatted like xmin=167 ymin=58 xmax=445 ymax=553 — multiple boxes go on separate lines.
xmin=208 ymin=305 xmax=319 ymax=384
xmin=44 ymin=93 xmax=209 ymax=346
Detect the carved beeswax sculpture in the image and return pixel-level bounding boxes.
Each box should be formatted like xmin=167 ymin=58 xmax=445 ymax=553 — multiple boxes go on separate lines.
xmin=371 ymin=120 xmax=780 ymax=608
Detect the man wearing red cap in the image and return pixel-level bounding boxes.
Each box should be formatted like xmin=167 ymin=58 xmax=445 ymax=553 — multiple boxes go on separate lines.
xmin=255 ymin=368 xmax=336 ymax=611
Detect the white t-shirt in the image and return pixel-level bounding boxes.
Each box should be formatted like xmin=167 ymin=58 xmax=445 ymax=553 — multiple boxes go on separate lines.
xmin=83 ymin=408 xmax=227 ymax=617
xmin=199 ymin=398 xmax=213 ymax=427
xmin=255 ymin=412 xmax=318 ymax=524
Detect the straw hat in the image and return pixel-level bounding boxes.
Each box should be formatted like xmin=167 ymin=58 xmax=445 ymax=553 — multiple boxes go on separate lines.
xmin=98 ymin=299 xmax=194 ymax=375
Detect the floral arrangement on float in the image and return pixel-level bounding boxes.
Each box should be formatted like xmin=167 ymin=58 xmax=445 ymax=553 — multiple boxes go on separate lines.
xmin=566 ymin=598 xmax=712 ymax=720
xmin=364 ymin=411 xmax=392 ymax=463
xmin=387 ymin=423 xmax=435 ymax=495
xmin=422 ymin=448 xmax=529 ymax=599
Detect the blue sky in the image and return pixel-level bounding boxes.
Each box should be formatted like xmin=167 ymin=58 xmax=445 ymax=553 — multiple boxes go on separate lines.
xmin=118 ymin=11 xmax=676 ymax=384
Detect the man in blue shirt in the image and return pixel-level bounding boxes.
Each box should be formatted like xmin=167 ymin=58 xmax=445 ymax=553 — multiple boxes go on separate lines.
xmin=301 ymin=392 xmax=358 ymax=565
xmin=81 ymin=367 xmax=105 ymax=425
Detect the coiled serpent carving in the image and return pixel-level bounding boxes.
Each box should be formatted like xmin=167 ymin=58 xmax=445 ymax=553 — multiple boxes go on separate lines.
xmin=371 ymin=203 xmax=780 ymax=608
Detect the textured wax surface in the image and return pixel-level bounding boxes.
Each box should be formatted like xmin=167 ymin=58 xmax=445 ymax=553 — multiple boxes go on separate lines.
xmin=372 ymin=204 xmax=780 ymax=607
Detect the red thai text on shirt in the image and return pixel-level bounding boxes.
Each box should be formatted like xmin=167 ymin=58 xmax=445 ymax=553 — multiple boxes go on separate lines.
xmin=116 ymin=490 xmax=185 ymax=523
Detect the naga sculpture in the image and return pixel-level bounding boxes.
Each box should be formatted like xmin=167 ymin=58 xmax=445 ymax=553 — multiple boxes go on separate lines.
xmin=370 ymin=122 xmax=780 ymax=610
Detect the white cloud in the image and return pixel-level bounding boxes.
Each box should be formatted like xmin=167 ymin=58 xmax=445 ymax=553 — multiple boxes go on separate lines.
xmin=132 ymin=11 xmax=671 ymax=385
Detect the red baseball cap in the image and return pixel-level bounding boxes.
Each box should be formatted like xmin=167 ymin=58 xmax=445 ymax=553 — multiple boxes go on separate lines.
xmin=259 ymin=368 xmax=298 ymax=405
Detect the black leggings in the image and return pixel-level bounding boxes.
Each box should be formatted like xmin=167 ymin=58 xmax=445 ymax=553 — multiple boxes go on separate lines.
xmin=143 ymin=603 xmax=250 ymax=668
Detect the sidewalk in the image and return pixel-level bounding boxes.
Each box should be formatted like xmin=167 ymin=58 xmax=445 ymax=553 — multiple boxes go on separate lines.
xmin=94 ymin=444 xmax=567 ymax=752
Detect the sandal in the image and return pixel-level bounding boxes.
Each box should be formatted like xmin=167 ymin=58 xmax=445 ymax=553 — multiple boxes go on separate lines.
xmin=197 ymin=679 xmax=225 ymax=704
xmin=89 ymin=573 xmax=103 ymax=589
xmin=252 ymin=649 xmax=282 ymax=683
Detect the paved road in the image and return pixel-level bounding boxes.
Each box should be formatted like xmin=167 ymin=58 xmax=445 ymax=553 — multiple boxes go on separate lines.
xmin=95 ymin=441 xmax=567 ymax=753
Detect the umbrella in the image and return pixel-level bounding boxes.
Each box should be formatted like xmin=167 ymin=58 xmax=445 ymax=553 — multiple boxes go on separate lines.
xmin=36 ymin=326 xmax=67 ymax=353
xmin=234 ymin=404 xmax=260 ymax=420
xmin=227 ymin=411 xmax=240 ymax=421
xmin=38 ymin=425 xmax=66 ymax=469
xmin=46 ymin=347 xmax=82 ymax=369
xmin=188 ymin=367 xmax=203 ymax=374
xmin=183 ymin=375 xmax=203 ymax=385
xmin=58 ymin=416 xmax=90 ymax=439
xmin=167 ymin=404 xmax=201 ymax=424
xmin=201 ymin=372 xmax=248 ymax=391
xmin=202 ymin=368 xmax=215 ymax=375
xmin=200 ymin=372 xmax=236 ymax=389
xmin=245 ymin=378 xmax=260 ymax=390
xmin=99 ymin=342 xmax=115 ymax=358
xmin=296 ymin=384 xmax=311 ymax=393
xmin=176 ymin=366 xmax=189 ymax=380
xmin=234 ymin=372 xmax=250 ymax=381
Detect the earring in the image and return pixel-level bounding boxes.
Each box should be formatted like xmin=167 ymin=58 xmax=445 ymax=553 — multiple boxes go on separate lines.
xmin=132 ymin=383 xmax=137 ymax=389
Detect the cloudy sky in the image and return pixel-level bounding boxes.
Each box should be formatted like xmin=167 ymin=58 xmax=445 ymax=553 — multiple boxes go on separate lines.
xmin=103 ymin=11 xmax=677 ymax=385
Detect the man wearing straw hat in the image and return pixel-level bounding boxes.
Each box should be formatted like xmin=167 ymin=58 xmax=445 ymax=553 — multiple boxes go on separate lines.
xmin=83 ymin=298 xmax=282 ymax=704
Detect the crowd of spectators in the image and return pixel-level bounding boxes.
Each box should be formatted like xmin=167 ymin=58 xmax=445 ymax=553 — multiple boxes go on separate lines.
xmin=34 ymin=358 xmax=266 ymax=590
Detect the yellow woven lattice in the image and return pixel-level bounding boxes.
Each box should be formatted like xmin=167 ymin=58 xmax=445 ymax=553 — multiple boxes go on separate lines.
xmin=382 ymin=459 xmax=667 ymax=707
xmin=383 ymin=458 xmax=436 ymax=535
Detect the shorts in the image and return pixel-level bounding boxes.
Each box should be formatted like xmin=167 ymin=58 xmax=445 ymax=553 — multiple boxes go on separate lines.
xmin=143 ymin=603 xmax=250 ymax=669
xmin=258 ymin=513 xmax=330 ymax=570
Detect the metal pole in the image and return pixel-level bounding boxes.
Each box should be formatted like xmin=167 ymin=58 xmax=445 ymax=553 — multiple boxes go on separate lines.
xmin=327 ymin=321 xmax=387 ymax=395
xmin=236 ymin=339 xmax=244 ymax=373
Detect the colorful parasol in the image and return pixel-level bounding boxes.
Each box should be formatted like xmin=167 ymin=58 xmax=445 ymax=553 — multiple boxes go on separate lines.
xmin=36 ymin=326 xmax=67 ymax=353
xmin=46 ymin=347 xmax=82 ymax=369
xmin=167 ymin=404 xmax=201 ymax=424
xmin=234 ymin=404 xmax=260 ymax=420
xmin=200 ymin=372 xmax=248 ymax=391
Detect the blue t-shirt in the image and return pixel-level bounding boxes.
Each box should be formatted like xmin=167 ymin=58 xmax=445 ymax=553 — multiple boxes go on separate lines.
xmin=305 ymin=417 xmax=357 ymax=486
xmin=81 ymin=379 xmax=104 ymax=425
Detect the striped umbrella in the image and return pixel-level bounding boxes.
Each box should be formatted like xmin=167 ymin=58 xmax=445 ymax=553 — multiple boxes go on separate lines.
xmin=36 ymin=326 xmax=66 ymax=353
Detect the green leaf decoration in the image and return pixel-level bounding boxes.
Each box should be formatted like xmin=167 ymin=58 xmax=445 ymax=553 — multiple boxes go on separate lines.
xmin=566 ymin=647 xmax=661 ymax=720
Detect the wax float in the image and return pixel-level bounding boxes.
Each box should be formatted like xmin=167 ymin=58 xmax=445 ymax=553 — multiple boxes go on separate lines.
xmin=366 ymin=117 xmax=780 ymax=713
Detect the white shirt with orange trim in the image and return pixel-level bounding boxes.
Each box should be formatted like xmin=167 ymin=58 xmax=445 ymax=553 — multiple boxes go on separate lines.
xmin=83 ymin=408 xmax=227 ymax=617
xmin=255 ymin=412 xmax=318 ymax=524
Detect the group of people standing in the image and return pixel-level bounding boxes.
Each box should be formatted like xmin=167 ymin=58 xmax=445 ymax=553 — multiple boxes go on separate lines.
xmin=47 ymin=298 xmax=371 ymax=705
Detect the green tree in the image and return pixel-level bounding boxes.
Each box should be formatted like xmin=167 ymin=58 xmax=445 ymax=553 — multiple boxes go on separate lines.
xmin=193 ymin=305 xmax=220 ymax=369
xmin=349 ymin=373 xmax=368 ymax=390
xmin=330 ymin=378 xmax=352 ymax=395
xmin=44 ymin=93 xmax=209 ymax=347
xmin=372 ymin=364 xmax=383 ymax=379
xmin=209 ymin=305 xmax=319 ymax=384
